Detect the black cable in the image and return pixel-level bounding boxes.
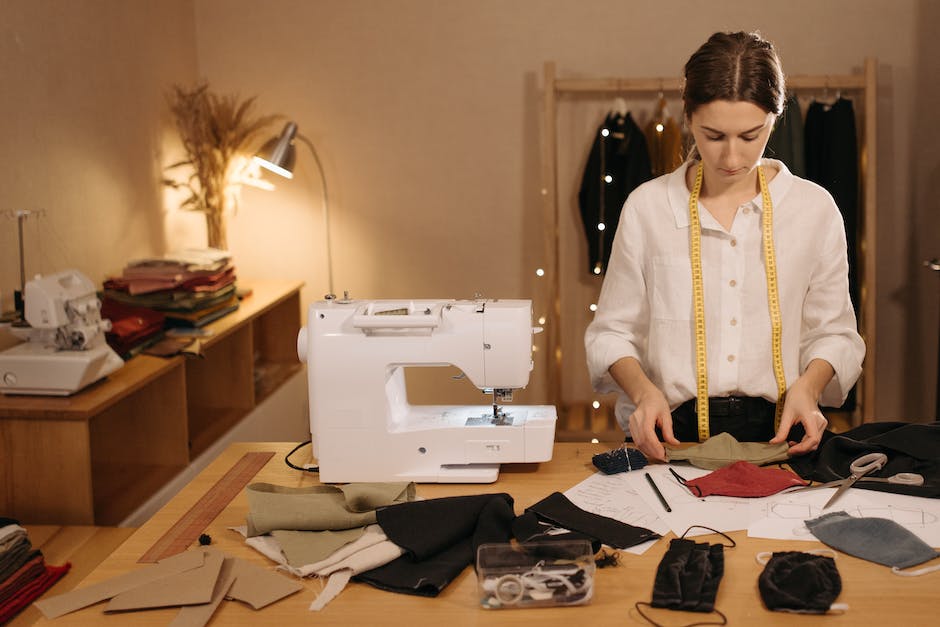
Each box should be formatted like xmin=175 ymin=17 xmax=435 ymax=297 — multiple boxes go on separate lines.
xmin=284 ymin=440 xmax=318 ymax=473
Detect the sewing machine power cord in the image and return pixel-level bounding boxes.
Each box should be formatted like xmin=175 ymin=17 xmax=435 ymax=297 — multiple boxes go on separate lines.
xmin=284 ymin=440 xmax=319 ymax=473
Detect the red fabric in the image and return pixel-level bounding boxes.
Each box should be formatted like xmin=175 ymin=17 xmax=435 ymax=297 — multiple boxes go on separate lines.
xmin=684 ymin=461 xmax=808 ymax=497
xmin=0 ymin=562 xmax=70 ymax=624
xmin=0 ymin=555 xmax=44 ymax=604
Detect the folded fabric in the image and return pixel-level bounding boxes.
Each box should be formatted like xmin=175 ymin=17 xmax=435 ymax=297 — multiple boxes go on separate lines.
xmin=0 ymin=562 xmax=70 ymax=625
xmin=245 ymin=481 xmax=416 ymax=536
xmin=356 ymin=493 xmax=516 ymax=597
xmin=788 ymin=421 xmax=940 ymax=498
xmin=0 ymin=554 xmax=45 ymax=604
xmin=682 ymin=461 xmax=807 ymax=497
xmin=525 ymin=491 xmax=659 ymax=549
xmin=666 ymin=432 xmax=789 ymax=470
xmin=272 ymin=528 xmax=366 ymax=567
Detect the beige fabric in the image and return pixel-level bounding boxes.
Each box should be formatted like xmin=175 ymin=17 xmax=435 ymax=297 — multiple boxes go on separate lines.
xmin=245 ymin=481 xmax=416 ymax=536
xmin=665 ymin=432 xmax=789 ymax=469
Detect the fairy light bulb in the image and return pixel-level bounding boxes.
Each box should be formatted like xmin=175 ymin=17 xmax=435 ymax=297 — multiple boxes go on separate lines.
xmin=589 ymin=303 xmax=597 ymax=312
xmin=592 ymin=400 xmax=601 ymax=409
xmin=538 ymin=316 xmax=546 ymax=325
xmin=597 ymin=222 xmax=605 ymax=231
xmin=535 ymin=268 xmax=545 ymax=277
xmin=601 ymin=128 xmax=610 ymax=137
xmin=593 ymin=264 xmax=602 ymax=275
xmin=604 ymin=174 xmax=613 ymax=183
xmin=655 ymin=123 xmax=665 ymax=133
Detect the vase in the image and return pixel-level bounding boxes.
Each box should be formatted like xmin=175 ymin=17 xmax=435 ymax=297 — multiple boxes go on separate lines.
xmin=206 ymin=211 xmax=227 ymax=251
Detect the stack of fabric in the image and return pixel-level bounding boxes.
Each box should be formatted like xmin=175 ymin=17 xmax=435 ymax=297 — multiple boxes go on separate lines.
xmin=0 ymin=518 xmax=71 ymax=624
xmin=104 ymin=249 xmax=239 ymax=329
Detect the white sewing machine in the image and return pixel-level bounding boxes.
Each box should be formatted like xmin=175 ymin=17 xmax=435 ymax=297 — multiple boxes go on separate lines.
xmin=0 ymin=270 xmax=123 ymax=395
xmin=297 ymin=297 xmax=557 ymax=483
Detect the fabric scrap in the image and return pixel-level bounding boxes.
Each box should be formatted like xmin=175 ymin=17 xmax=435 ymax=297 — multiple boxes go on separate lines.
xmin=683 ymin=460 xmax=807 ymax=497
xmin=665 ymin=431 xmax=789 ymax=469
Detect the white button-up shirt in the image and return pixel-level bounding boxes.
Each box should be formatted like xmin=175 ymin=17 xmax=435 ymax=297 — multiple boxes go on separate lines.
xmin=584 ymin=159 xmax=865 ymax=431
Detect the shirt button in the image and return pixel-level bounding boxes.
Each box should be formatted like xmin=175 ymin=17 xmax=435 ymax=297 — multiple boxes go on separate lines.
xmin=742 ymin=207 xmax=750 ymax=214
xmin=730 ymin=239 xmax=737 ymax=247
xmin=729 ymin=279 xmax=737 ymax=287
xmin=730 ymin=318 xmax=737 ymax=326
xmin=727 ymin=355 xmax=735 ymax=362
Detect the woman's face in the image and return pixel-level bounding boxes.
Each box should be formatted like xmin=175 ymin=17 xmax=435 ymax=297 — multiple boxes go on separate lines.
xmin=687 ymin=100 xmax=775 ymax=184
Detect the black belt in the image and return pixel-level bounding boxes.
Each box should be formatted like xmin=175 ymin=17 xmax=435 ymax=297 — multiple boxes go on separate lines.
xmin=691 ymin=395 xmax=775 ymax=417
xmin=669 ymin=396 xmax=781 ymax=442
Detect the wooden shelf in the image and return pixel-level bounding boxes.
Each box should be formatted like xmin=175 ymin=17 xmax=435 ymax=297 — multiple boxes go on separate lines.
xmin=0 ymin=280 xmax=303 ymax=525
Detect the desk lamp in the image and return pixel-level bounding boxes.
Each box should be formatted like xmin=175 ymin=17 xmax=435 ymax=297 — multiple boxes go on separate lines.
xmin=254 ymin=121 xmax=335 ymax=298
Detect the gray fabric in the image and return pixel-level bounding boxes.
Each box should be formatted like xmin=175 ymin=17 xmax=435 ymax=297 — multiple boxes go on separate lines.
xmin=805 ymin=511 xmax=940 ymax=569
xmin=666 ymin=432 xmax=789 ymax=470
xmin=245 ymin=481 xmax=416 ymax=536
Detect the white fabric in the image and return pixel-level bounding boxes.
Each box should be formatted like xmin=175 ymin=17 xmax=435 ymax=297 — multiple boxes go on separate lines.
xmin=585 ymin=159 xmax=865 ymax=432
xmin=232 ymin=524 xmax=404 ymax=610
xmin=309 ymin=569 xmax=352 ymax=611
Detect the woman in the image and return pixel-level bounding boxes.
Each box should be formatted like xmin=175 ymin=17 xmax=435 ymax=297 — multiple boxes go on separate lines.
xmin=584 ymin=31 xmax=865 ymax=462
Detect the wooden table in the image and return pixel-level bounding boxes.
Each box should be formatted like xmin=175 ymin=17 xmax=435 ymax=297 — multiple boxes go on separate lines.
xmin=35 ymin=442 xmax=937 ymax=625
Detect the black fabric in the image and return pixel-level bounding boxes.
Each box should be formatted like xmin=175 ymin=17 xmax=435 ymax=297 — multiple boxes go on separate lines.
xmin=758 ymin=551 xmax=841 ymax=614
xmin=577 ymin=111 xmax=653 ymax=274
xmin=592 ymin=446 xmax=648 ymax=474
xmin=805 ymin=98 xmax=859 ymax=411
xmin=525 ymin=491 xmax=659 ymax=549
xmin=788 ymin=421 xmax=940 ymax=498
xmin=511 ymin=511 xmax=602 ymax=554
xmin=650 ymin=538 xmax=724 ymax=612
xmin=668 ymin=396 xmax=805 ymax=443
xmin=355 ymin=493 xmax=514 ymax=597
xmin=0 ymin=517 xmax=20 ymax=527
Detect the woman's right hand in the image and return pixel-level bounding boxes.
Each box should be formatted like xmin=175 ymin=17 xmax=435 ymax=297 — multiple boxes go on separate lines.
xmin=627 ymin=388 xmax=678 ymax=462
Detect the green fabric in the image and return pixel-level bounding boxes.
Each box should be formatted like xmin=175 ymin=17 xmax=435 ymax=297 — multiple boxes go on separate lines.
xmin=272 ymin=528 xmax=366 ymax=567
xmin=245 ymin=481 xmax=416 ymax=537
xmin=665 ymin=432 xmax=789 ymax=470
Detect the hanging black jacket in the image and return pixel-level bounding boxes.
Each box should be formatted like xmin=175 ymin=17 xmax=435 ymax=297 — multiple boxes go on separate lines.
xmin=577 ymin=111 xmax=653 ymax=275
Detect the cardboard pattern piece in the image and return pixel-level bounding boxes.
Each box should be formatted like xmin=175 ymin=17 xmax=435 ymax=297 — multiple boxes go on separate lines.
xmin=105 ymin=549 xmax=225 ymax=611
xmin=34 ymin=548 xmax=303 ymax=623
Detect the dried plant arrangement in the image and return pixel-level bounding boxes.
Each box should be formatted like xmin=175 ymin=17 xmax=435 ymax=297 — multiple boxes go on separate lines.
xmin=164 ymin=83 xmax=279 ymax=250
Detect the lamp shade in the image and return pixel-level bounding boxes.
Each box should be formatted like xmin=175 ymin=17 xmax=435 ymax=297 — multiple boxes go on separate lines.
xmin=254 ymin=121 xmax=298 ymax=179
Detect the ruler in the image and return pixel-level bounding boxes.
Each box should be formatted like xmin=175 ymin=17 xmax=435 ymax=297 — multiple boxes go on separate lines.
xmin=138 ymin=451 xmax=275 ymax=563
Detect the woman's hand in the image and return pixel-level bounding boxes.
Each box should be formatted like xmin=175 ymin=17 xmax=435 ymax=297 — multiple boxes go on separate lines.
xmin=771 ymin=375 xmax=829 ymax=455
xmin=628 ymin=387 xmax=678 ymax=462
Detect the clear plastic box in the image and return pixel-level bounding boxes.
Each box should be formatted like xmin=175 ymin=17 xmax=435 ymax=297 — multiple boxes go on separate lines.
xmin=476 ymin=540 xmax=595 ymax=609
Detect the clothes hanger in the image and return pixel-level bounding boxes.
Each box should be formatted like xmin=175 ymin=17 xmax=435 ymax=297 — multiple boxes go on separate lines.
xmin=611 ymin=96 xmax=628 ymax=118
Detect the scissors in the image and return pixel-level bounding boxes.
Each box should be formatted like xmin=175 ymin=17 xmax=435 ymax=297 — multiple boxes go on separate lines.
xmin=795 ymin=452 xmax=924 ymax=508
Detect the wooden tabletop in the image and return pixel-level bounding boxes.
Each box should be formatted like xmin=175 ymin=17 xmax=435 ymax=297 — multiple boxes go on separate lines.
xmin=35 ymin=441 xmax=937 ymax=625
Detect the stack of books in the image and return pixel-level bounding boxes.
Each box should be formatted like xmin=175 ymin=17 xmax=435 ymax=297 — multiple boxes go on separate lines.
xmin=0 ymin=518 xmax=70 ymax=624
xmin=104 ymin=249 xmax=239 ymax=328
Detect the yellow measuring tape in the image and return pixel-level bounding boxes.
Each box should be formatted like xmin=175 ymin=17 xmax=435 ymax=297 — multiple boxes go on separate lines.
xmin=688 ymin=163 xmax=786 ymax=442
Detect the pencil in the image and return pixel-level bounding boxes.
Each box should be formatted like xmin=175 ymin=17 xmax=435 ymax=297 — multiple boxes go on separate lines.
xmin=645 ymin=472 xmax=672 ymax=513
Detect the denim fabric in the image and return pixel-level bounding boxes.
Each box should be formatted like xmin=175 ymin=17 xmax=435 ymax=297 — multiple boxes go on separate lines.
xmin=805 ymin=511 xmax=939 ymax=569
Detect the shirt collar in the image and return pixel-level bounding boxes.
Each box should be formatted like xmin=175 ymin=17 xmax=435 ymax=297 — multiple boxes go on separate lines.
xmin=668 ymin=158 xmax=795 ymax=229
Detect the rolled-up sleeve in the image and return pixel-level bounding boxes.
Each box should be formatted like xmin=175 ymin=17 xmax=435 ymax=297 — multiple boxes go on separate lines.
xmin=799 ymin=208 xmax=866 ymax=406
xmin=584 ymin=200 xmax=649 ymax=392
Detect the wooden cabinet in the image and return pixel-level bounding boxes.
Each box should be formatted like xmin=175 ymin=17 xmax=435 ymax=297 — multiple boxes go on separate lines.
xmin=0 ymin=280 xmax=303 ymax=525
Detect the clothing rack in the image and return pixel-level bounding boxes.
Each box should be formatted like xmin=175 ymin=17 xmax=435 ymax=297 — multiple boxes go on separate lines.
xmin=539 ymin=59 xmax=878 ymax=431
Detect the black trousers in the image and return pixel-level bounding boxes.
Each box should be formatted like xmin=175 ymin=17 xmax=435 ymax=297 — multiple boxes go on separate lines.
xmin=664 ymin=396 xmax=806 ymax=443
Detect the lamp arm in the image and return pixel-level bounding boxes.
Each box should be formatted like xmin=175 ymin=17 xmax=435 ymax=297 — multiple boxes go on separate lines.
xmin=296 ymin=133 xmax=334 ymax=298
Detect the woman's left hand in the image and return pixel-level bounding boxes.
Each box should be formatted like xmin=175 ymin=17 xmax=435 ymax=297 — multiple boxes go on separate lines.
xmin=770 ymin=379 xmax=829 ymax=455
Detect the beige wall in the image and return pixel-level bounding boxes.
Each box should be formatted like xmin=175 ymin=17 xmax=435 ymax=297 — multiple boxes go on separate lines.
xmin=0 ymin=0 xmax=198 ymax=294
xmin=1 ymin=0 xmax=936 ymax=420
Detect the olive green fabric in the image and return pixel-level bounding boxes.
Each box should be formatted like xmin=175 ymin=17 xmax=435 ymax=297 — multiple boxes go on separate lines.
xmin=245 ymin=482 xmax=416 ymax=537
xmin=665 ymin=432 xmax=789 ymax=470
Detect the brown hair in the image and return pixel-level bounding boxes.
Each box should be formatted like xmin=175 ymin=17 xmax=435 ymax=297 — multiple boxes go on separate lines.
xmin=682 ymin=31 xmax=785 ymax=119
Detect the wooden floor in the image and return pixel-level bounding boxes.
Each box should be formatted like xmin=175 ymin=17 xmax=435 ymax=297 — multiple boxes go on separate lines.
xmin=6 ymin=525 xmax=136 ymax=627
